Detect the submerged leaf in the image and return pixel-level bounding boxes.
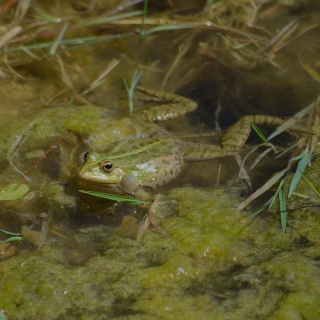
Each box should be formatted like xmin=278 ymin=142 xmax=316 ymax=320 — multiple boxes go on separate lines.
xmin=0 ymin=236 xmax=24 ymax=243
xmin=79 ymin=190 xmax=150 ymax=205
xmin=0 ymin=229 xmax=23 ymax=236
xmin=300 ymin=56 xmax=320 ymax=84
xmin=0 ymin=184 xmax=29 ymax=201
xmin=0 ymin=229 xmax=24 ymax=244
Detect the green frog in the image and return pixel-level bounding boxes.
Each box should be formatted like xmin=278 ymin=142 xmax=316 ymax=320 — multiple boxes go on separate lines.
xmin=78 ymin=86 xmax=295 ymax=239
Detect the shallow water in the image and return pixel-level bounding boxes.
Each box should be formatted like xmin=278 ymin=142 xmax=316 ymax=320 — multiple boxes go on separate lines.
xmin=1 ymin=1 xmax=320 ymax=319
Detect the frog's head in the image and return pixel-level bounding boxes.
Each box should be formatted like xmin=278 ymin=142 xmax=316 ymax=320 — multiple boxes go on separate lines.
xmin=77 ymin=151 xmax=127 ymax=185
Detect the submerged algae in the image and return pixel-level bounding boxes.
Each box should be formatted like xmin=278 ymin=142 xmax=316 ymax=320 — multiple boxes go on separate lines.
xmin=1 ymin=186 xmax=320 ymax=319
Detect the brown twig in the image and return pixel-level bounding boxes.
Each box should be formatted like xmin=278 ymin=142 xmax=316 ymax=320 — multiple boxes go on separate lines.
xmin=16 ymin=130 xmax=69 ymax=190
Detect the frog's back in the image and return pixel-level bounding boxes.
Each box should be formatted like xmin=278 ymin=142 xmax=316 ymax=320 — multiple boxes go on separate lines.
xmin=106 ymin=137 xmax=184 ymax=188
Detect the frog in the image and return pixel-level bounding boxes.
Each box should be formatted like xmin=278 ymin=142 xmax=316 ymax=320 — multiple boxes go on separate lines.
xmin=78 ymin=86 xmax=306 ymax=239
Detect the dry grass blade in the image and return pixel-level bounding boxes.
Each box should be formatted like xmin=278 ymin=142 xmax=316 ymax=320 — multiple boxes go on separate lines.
xmin=0 ymin=26 xmax=22 ymax=49
xmin=300 ymin=56 xmax=320 ymax=84
xmin=16 ymin=0 xmax=32 ymax=20
xmin=249 ymin=147 xmax=273 ymax=171
xmin=274 ymin=24 xmax=318 ymax=55
xmin=268 ymin=24 xmax=299 ymax=57
xmin=237 ymin=168 xmax=287 ymax=210
xmin=21 ymin=45 xmax=41 ymax=60
xmin=265 ymin=20 xmax=298 ymax=49
xmin=50 ymin=22 xmax=69 ymax=55
xmin=7 ymin=33 xmax=135 ymax=53
xmin=161 ymin=37 xmax=193 ymax=87
xmin=87 ymin=58 xmax=120 ymax=91
xmin=301 ymin=175 xmax=320 ymax=198
xmin=267 ymin=98 xmax=318 ymax=141
xmin=57 ymin=55 xmax=90 ymax=104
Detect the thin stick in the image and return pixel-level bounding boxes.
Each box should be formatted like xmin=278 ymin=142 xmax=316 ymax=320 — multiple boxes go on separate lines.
xmin=216 ymin=164 xmax=221 ymax=186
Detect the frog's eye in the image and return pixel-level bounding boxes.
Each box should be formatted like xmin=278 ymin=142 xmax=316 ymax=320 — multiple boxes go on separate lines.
xmin=79 ymin=151 xmax=89 ymax=164
xmin=83 ymin=152 xmax=89 ymax=161
xmin=101 ymin=160 xmax=114 ymax=173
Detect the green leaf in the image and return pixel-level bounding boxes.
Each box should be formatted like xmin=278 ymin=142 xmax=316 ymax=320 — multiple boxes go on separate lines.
xmin=140 ymin=0 xmax=148 ymax=37
xmin=50 ymin=21 xmax=69 ymax=55
xmin=250 ymin=197 xmax=273 ymax=217
xmin=289 ymin=149 xmax=308 ymax=162
xmin=279 ymin=182 xmax=287 ymax=232
xmin=0 ymin=313 xmax=7 ymax=320
xmin=288 ymin=151 xmax=310 ymax=198
xmin=301 ymin=174 xmax=320 ymax=198
xmin=0 ymin=229 xmax=24 ymax=243
xmin=143 ymin=25 xmax=194 ymax=36
xmin=249 ymin=178 xmax=285 ymax=217
xmin=79 ymin=190 xmax=150 ymax=205
xmin=0 ymin=184 xmax=29 ymax=201
xmin=0 ymin=229 xmax=23 ymax=236
xmin=0 ymin=236 xmax=24 ymax=243
xmin=123 ymin=70 xmax=143 ymax=116
xmin=83 ymin=11 xmax=143 ymax=26
xmin=251 ymin=123 xmax=268 ymax=143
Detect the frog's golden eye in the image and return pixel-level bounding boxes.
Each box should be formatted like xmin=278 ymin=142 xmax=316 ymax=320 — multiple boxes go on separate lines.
xmin=101 ymin=160 xmax=114 ymax=173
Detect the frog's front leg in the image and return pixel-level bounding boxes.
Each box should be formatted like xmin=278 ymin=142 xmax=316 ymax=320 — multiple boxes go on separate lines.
xmin=136 ymin=194 xmax=168 ymax=241
xmin=119 ymin=174 xmax=167 ymax=240
xmin=136 ymin=86 xmax=197 ymax=123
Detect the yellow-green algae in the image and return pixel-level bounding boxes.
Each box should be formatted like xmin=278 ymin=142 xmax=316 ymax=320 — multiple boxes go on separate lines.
xmin=0 ymin=102 xmax=134 ymax=218
xmin=1 ymin=185 xmax=320 ymax=319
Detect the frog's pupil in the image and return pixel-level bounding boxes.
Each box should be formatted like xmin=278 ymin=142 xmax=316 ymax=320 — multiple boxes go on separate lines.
xmin=105 ymin=163 xmax=112 ymax=169
xmin=101 ymin=160 xmax=114 ymax=173
xmin=84 ymin=152 xmax=89 ymax=161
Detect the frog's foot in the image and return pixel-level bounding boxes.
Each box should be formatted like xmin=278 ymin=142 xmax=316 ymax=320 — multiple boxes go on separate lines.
xmin=137 ymin=194 xmax=168 ymax=240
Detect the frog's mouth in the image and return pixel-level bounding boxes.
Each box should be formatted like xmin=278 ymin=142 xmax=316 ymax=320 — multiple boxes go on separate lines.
xmin=77 ymin=166 xmax=125 ymax=185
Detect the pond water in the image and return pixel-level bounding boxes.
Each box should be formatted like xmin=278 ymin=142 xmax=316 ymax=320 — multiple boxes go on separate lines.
xmin=1 ymin=1 xmax=320 ymax=319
